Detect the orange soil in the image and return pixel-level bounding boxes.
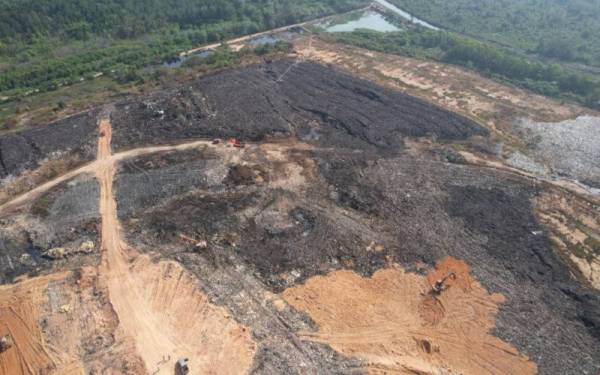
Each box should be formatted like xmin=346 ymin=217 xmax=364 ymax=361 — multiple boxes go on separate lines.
xmin=282 ymin=257 xmax=537 ymax=375
xmin=0 ymin=272 xmax=85 ymax=375
xmin=0 ymin=118 xmax=258 ymax=375
xmin=96 ymin=119 xmax=256 ymax=374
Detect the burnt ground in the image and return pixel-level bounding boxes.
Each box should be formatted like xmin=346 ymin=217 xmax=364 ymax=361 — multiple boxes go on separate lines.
xmin=1 ymin=58 xmax=599 ymax=374
xmin=0 ymin=110 xmax=99 ymax=180
xmin=109 ymin=60 xmax=597 ymax=374
xmin=110 ymin=59 xmax=486 ymax=152
xmin=116 ymin=142 xmax=600 ymax=374
xmin=0 ymin=174 xmax=100 ymax=284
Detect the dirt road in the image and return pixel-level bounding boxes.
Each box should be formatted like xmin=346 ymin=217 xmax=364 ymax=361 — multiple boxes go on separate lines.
xmin=0 ymin=139 xmax=218 ymax=215
xmin=0 ymin=136 xmax=315 ymax=216
xmin=94 ymin=118 xmax=255 ymax=374
xmin=179 ymin=5 xmax=371 ymax=56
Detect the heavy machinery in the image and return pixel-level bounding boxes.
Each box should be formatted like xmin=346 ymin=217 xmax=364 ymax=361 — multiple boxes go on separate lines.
xmin=175 ymin=358 xmax=189 ymax=375
xmin=227 ymin=138 xmax=245 ymax=148
xmin=0 ymin=334 xmax=13 ymax=352
xmin=431 ymin=272 xmax=456 ymax=294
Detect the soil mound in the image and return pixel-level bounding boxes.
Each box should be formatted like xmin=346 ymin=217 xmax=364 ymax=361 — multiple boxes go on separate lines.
xmin=282 ymin=257 xmax=537 ymax=375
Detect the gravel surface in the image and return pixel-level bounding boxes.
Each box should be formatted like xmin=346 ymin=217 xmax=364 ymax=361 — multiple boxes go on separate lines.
xmin=505 ymin=151 xmax=550 ymax=176
xmin=515 ymin=116 xmax=600 ymax=187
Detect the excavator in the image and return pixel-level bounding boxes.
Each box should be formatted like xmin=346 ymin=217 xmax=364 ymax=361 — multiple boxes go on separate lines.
xmin=431 ymin=272 xmax=456 ymax=294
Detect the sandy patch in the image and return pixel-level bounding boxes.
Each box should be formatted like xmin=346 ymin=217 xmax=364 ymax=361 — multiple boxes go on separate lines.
xmin=0 ymin=273 xmax=74 ymax=375
xmin=108 ymin=257 xmax=257 ymax=375
xmin=282 ymin=257 xmax=536 ymax=374
xmin=535 ymin=191 xmax=600 ymax=289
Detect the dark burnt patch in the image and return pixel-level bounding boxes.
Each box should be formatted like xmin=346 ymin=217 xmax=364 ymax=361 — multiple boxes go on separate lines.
xmin=0 ymin=176 xmax=100 ymax=284
xmin=111 ymin=60 xmax=486 ymax=153
xmin=119 ymin=148 xmax=217 ymax=174
xmin=443 ymin=183 xmax=600 ymax=372
xmin=445 ymin=185 xmax=566 ymax=283
xmin=0 ymin=110 xmax=98 ymax=180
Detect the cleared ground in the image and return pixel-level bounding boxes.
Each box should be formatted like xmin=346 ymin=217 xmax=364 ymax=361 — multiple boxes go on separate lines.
xmin=0 ymin=51 xmax=598 ymax=375
xmin=283 ymin=257 xmax=536 ymax=374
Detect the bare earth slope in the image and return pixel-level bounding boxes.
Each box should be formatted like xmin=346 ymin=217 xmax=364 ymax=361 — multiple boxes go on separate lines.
xmin=0 ymin=57 xmax=599 ymax=375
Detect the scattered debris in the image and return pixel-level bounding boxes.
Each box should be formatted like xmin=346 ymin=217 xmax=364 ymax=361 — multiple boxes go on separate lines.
xmin=366 ymin=241 xmax=385 ymax=253
xmin=515 ymin=116 xmax=600 ymax=187
xmin=179 ymin=233 xmax=208 ymax=250
xmin=43 ymin=247 xmax=68 ymax=260
xmin=19 ymin=253 xmax=32 ymax=265
xmin=79 ymin=240 xmax=95 ymax=254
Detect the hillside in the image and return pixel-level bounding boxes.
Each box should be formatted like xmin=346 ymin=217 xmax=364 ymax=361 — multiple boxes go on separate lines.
xmin=0 ymin=4 xmax=600 ymax=375
xmin=1 ymin=46 xmax=599 ymax=374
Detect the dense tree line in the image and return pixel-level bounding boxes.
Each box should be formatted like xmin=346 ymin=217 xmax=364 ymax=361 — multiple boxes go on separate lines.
xmin=387 ymin=0 xmax=600 ymax=67
xmin=333 ymin=29 xmax=600 ymax=109
xmin=0 ymin=0 xmax=366 ymax=40
xmin=0 ymin=0 xmax=368 ymax=94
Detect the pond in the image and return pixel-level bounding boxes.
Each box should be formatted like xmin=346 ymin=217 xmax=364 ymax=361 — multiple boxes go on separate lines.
xmin=374 ymin=0 xmax=439 ymax=30
xmin=325 ymin=10 xmax=399 ymax=33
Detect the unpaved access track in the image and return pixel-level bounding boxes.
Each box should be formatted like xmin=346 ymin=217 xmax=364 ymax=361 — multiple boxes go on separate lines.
xmin=0 ymin=138 xmax=223 ymax=215
xmin=94 ymin=118 xmax=256 ymax=374
xmin=0 ymin=118 xmax=257 ymax=375
xmin=1 ymin=57 xmax=599 ymax=375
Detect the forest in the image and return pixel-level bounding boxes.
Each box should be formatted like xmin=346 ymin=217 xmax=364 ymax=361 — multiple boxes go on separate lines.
xmin=0 ymin=0 xmax=368 ymax=94
xmin=387 ymin=0 xmax=600 ymax=67
xmin=332 ymin=29 xmax=600 ymax=109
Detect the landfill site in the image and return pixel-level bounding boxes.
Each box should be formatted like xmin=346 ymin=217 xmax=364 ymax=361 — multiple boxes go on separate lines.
xmin=0 ymin=36 xmax=599 ymax=375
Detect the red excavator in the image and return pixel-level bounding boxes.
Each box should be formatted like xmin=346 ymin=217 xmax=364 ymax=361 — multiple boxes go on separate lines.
xmin=228 ymin=138 xmax=245 ymax=148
